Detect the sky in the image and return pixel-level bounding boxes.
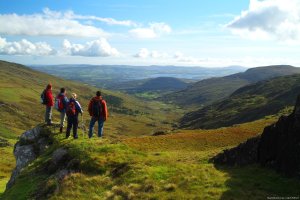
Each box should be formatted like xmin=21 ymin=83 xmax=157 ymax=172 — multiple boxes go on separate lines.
xmin=0 ymin=0 xmax=300 ymax=67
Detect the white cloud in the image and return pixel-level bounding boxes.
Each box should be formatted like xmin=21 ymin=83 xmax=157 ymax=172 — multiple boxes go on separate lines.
xmin=129 ymin=22 xmax=172 ymax=39
xmin=70 ymin=14 xmax=137 ymax=27
xmin=134 ymin=48 xmax=149 ymax=58
xmin=134 ymin=48 xmax=168 ymax=58
xmin=0 ymin=37 xmax=55 ymax=55
xmin=62 ymin=38 xmax=119 ymax=57
xmin=41 ymin=8 xmax=137 ymax=27
xmin=173 ymin=51 xmax=201 ymax=64
xmin=226 ymin=0 xmax=300 ymax=42
xmin=0 ymin=8 xmax=137 ymax=37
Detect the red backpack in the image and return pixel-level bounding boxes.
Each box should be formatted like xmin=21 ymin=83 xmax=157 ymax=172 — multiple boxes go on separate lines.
xmin=66 ymin=101 xmax=76 ymax=116
xmin=55 ymin=95 xmax=65 ymax=111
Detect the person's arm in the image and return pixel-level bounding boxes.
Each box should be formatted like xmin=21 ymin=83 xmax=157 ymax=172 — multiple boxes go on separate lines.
xmin=76 ymin=101 xmax=83 ymax=114
xmin=102 ymin=100 xmax=108 ymax=120
xmin=88 ymin=99 xmax=93 ymax=116
xmin=63 ymin=96 xmax=69 ymax=108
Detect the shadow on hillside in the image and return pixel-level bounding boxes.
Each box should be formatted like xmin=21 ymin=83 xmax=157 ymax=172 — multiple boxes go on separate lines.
xmin=215 ymin=164 xmax=300 ymax=200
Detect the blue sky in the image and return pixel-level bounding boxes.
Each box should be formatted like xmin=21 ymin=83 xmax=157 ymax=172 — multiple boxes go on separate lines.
xmin=0 ymin=0 xmax=300 ymax=67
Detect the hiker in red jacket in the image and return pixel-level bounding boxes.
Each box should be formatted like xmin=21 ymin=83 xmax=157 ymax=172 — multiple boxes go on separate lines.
xmin=44 ymin=84 xmax=54 ymax=125
xmin=88 ymin=91 xmax=108 ymax=138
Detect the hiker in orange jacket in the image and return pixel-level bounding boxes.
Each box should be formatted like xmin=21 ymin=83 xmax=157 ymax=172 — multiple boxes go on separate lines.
xmin=88 ymin=91 xmax=108 ymax=138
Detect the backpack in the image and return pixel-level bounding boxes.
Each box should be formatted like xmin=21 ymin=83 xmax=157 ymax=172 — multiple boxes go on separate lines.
xmin=92 ymin=99 xmax=103 ymax=118
xmin=55 ymin=95 xmax=64 ymax=111
xmin=40 ymin=90 xmax=47 ymax=105
xmin=66 ymin=101 xmax=76 ymax=116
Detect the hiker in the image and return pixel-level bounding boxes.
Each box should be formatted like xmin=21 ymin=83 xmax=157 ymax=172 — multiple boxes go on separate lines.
xmin=42 ymin=84 xmax=54 ymax=125
xmin=88 ymin=91 xmax=108 ymax=138
xmin=66 ymin=93 xmax=83 ymax=139
xmin=55 ymin=88 xmax=69 ymax=133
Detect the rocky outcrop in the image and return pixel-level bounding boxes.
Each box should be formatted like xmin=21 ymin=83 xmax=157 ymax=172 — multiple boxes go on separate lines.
xmin=213 ymin=136 xmax=260 ymax=166
xmin=6 ymin=125 xmax=53 ymax=189
xmin=213 ymin=95 xmax=300 ymax=178
xmin=6 ymin=125 xmax=82 ymax=195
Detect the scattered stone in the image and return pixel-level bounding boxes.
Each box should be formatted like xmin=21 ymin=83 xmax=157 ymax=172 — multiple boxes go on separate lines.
xmin=55 ymin=169 xmax=69 ymax=181
xmin=66 ymin=158 xmax=80 ymax=170
xmin=37 ymin=137 xmax=51 ymax=153
xmin=143 ymin=184 xmax=155 ymax=193
xmin=46 ymin=148 xmax=71 ymax=173
xmin=163 ymin=183 xmax=177 ymax=192
xmin=52 ymin=148 xmax=69 ymax=166
xmin=110 ymin=163 xmax=130 ymax=178
xmin=152 ymin=131 xmax=167 ymax=136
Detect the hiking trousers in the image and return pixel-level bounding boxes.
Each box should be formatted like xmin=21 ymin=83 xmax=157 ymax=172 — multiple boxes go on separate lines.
xmin=45 ymin=106 xmax=52 ymax=124
xmin=60 ymin=111 xmax=66 ymax=127
xmin=66 ymin=115 xmax=79 ymax=138
xmin=89 ymin=117 xmax=105 ymax=138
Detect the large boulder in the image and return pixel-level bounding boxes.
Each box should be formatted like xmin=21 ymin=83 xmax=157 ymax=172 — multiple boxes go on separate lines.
xmin=213 ymin=95 xmax=300 ymax=178
xmin=6 ymin=125 xmax=52 ymax=189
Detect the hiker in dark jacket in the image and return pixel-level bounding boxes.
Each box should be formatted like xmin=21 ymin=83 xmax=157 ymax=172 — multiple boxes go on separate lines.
xmin=66 ymin=93 xmax=83 ymax=139
xmin=88 ymin=91 xmax=108 ymax=138
xmin=44 ymin=84 xmax=54 ymax=125
xmin=56 ymin=88 xmax=69 ymax=133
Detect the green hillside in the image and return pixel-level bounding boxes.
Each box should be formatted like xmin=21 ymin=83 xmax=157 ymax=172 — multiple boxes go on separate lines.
xmin=0 ymin=60 xmax=180 ymax=195
xmin=180 ymin=74 xmax=300 ymax=129
xmin=3 ymin=118 xmax=300 ymax=199
xmin=1 ymin=60 xmax=300 ymax=199
xmin=0 ymin=60 xmax=179 ymax=137
xmin=162 ymin=65 xmax=300 ymax=109
xmin=109 ymin=77 xmax=191 ymax=100
xmin=110 ymin=77 xmax=189 ymax=92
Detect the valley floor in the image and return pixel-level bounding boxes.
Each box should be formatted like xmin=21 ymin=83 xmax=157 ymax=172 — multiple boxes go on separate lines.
xmin=2 ymin=117 xmax=300 ymax=199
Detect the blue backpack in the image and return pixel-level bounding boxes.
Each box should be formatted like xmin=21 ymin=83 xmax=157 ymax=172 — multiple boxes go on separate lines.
xmin=40 ymin=90 xmax=47 ymax=105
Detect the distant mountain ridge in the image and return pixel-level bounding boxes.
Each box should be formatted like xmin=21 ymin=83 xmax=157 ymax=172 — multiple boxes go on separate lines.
xmin=30 ymin=64 xmax=246 ymax=88
xmin=180 ymin=73 xmax=300 ymax=129
xmin=162 ymin=65 xmax=300 ymax=109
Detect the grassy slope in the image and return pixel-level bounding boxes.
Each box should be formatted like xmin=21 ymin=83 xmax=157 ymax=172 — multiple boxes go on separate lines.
xmin=2 ymin=61 xmax=300 ymax=199
xmin=162 ymin=65 xmax=300 ymax=109
xmin=0 ymin=60 xmax=181 ymax=195
xmin=2 ymin=117 xmax=300 ymax=199
xmin=180 ymin=74 xmax=300 ymax=129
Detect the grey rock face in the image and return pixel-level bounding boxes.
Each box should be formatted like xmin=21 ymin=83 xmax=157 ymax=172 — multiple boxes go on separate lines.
xmin=212 ymin=136 xmax=260 ymax=166
xmin=6 ymin=125 xmax=52 ymax=189
xmin=46 ymin=148 xmax=72 ymax=173
xmin=6 ymin=144 xmax=37 ymax=188
xmin=20 ymin=126 xmax=43 ymax=144
xmin=213 ymin=95 xmax=300 ymax=178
